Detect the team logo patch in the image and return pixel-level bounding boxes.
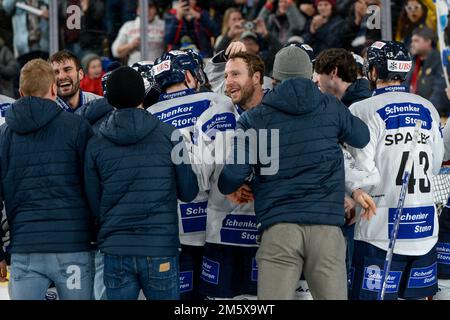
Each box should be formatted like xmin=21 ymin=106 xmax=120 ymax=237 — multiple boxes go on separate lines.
xmin=407 ymin=263 xmax=437 ymax=288
xmin=387 ymin=60 xmax=412 ymax=72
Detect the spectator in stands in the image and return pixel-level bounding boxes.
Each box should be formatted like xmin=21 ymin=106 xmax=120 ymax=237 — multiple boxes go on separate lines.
xmin=111 ymin=0 xmax=165 ymax=65
xmin=165 ymin=0 xmax=219 ymax=58
xmin=404 ymin=27 xmax=450 ymax=116
xmin=3 ymin=0 xmax=49 ymax=58
xmin=395 ymin=0 xmax=436 ymax=49
xmin=211 ymin=0 xmax=266 ymax=21
xmin=0 ymin=59 xmax=95 ymax=300
xmin=218 ymin=45 xmax=372 ymax=300
xmin=105 ymin=0 xmax=138 ymax=47
xmin=301 ymin=0 xmax=344 ymax=56
xmin=0 ymin=37 xmax=18 ymax=98
xmin=239 ymin=18 xmax=282 ymax=76
xmin=60 ymin=0 xmax=105 ymax=59
xmin=258 ymin=0 xmax=307 ymax=45
xmin=80 ymin=54 xmax=105 ymax=97
xmin=341 ymin=0 xmax=381 ymax=56
xmin=214 ymin=8 xmax=244 ymax=54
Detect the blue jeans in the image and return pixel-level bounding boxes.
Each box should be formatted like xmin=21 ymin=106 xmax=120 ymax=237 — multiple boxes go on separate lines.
xmin=9 ymin=252 xmax=95 ymax=300
xmin=103 ymin=254 xmax=180 ymax=300
xmin=94 ymin=250 xmax=107 ymax=300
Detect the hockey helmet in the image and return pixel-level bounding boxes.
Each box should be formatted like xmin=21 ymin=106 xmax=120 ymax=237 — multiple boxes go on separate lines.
xmin=152 ymin=50 xmax=200 ymax=91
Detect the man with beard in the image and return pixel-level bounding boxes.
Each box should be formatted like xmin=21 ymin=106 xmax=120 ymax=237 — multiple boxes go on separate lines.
xmin=49 ymin=50 xmax=101 ymax=113
xmin=218 ymin=44 xmax=372 ymax=300
xmin=191 ymin=48 xmax=268 ymax=299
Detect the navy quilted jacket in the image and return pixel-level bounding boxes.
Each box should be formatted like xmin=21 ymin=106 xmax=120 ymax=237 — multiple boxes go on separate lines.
xmin=219 ymin=78 xmax=370 ymax=231
xmin=0 ymin=97 xmax=94 ymax=258
xmin=75 ymin=98 xmax=113 ymax=134
xmin=84 ymin=108 xmax=199 ymax=257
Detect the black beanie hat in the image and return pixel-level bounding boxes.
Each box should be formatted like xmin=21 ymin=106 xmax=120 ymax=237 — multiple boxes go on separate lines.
xmin=106 ymin=66 xmax=145 ymax=109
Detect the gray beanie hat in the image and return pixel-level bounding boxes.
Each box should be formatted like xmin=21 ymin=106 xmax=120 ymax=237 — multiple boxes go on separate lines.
xmin=272 ymin=46 xmax=313 ymax=81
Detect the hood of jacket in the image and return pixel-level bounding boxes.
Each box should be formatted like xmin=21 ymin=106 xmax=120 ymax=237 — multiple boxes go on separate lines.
xmin=99 ymin=108 xmax=159 ymax=145
xmin=6 ymin=96 xmax=62 ymax=134
xmin=262 ymin=77 xmax=325 ymax=115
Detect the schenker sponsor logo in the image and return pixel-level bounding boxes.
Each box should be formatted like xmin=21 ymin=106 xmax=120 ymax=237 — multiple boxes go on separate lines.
xmin=387 ymin=59 xmax=412 ymax=72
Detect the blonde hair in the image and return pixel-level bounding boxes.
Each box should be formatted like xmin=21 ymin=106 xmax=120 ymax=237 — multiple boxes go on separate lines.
xmin=221 ymin=8 xmax=242 ymax=36
xmin=20 ymin=59 xmax=56 ymax=97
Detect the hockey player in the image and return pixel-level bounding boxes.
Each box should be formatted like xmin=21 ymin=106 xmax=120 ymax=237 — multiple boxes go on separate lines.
xmin=148 ymin=50 xmax=229 ymax=299
xmin=191 ymin=50 xmax=268 ymax=300
xmin=0 ymin=94 xmax=14 ymax=125
xmin=346 ymin=41 xmax=444 ymax=300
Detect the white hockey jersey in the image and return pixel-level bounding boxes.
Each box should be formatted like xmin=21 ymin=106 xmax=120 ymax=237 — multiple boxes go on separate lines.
xmin=191 ymin=96 xmax=258 ymax=247
xmin=347 ymin=85 xmax=444 ymax=256
xmin=147 ymin=89 xmax=223 ymax=246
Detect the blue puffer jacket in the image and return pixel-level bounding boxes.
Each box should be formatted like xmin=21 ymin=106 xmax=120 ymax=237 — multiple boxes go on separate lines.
xmin=218 ymin=77 xmax=370 ymax=231
xmin=0 ymin=97 xmax=94 ymax=258
xmin=84 ymin=108 xmax=199 ymax=257
xmin=75 ymin=98 xmax=113 ymax=134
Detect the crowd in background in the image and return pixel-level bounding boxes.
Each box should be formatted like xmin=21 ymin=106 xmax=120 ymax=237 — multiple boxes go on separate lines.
xmin=2 ymin=0 xmax=450 ymax=115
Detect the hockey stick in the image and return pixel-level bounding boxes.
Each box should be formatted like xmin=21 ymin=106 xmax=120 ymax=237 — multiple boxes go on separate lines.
xmin=378 ymin=120 xmax=422 ymax=300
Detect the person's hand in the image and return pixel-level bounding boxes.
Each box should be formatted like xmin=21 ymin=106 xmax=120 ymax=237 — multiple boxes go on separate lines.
xmin=300 ymin=3 xmax=316 ymax=17
xmin=0 ymin=260 xmax=7 ymax=282
xmin=446 ymin=87 xmax=450 ymax=100
xmin=81 ymin=0 xmax=90 ymax=12
xmin=254 ymin=18 xmax=268 ymax=38
xmin=226 ymin=184 xmax=254 ymax=205
xmin=351 ymin=189 xmax=377 ymax=222
xmin=227 ymin=21 xmax=244 ymax=39
xmin=225 ymin=41 xmax=247 ymax=57
xmin=189 ymin=7 xmax=201 ymax=20
xmin=176 ymin=0 xmax=189 ymax=20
